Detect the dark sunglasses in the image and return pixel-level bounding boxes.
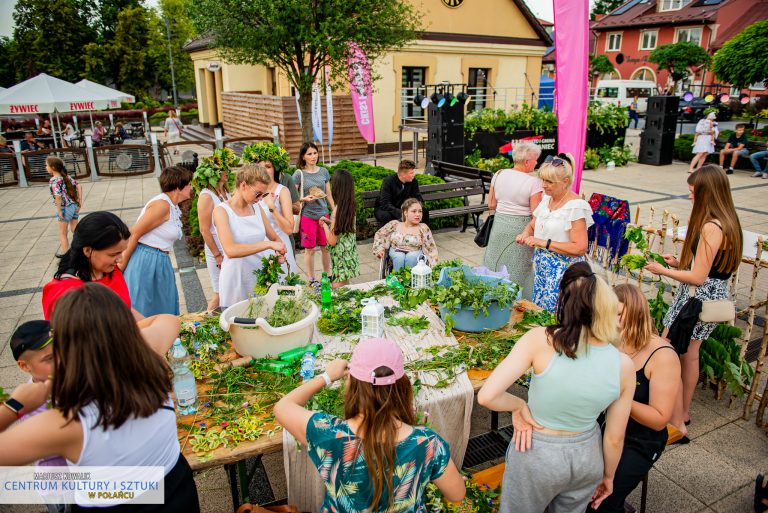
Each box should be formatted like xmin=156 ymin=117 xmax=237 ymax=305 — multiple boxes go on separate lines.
xmin=248 ymin=185 xmax=267 ymax=200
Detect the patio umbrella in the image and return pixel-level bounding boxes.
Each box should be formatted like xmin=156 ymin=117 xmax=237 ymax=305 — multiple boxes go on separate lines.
xmin=0 ymin=73 xmax=113 ymax=147
xmin=75 ymin=79 xmax=136 ymax=131
xmin=75 ymin=79 xmax=135 ymax=109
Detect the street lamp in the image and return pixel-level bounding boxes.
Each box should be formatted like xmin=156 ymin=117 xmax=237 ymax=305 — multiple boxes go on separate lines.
xmin=164 ymin=16 xmax=179 ymax=109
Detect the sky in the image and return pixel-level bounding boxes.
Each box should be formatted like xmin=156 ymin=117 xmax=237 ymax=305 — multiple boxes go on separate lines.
xmin=0 ymin=0 xmax=561 ymax=38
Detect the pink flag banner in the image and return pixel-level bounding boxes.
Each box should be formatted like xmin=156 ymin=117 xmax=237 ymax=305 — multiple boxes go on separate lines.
xmin=553 ymin=0 xmax=589 ymax=192
xmin=346 ymin=42 xmax=375 ymax=143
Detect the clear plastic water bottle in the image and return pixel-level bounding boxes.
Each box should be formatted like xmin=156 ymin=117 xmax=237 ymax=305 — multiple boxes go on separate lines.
xmin=170 ymin=338 xmax=198 ymax=415
xmin=320 ymin=272 xmax=332 ymax=311
xmin=300 ymin=351 xmax=316 ymax=382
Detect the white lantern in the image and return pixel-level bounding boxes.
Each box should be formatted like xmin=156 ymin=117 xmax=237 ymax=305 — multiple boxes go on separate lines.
xmin=360 ymin=297 xmax=385 ymax=338
xmin=411 ymin=257 xmax=432 ymax=290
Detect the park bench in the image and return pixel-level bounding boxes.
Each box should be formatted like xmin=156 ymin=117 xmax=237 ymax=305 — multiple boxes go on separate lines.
xmin=360 ymin=178 xmax=487 ymax=232
xmin=712 ymin=138 xmax=768 ymax=170
xmin=431 ymin=160 xmax=495 ymax=193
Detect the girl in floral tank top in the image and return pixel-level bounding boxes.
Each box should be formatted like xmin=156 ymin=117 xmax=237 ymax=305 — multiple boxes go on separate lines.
xmin=46 ymin=156 xmax=83 ymax=253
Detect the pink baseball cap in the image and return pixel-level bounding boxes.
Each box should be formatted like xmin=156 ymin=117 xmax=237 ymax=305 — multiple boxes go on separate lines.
xmin=349 ymin=338 xmax=405 ymax=386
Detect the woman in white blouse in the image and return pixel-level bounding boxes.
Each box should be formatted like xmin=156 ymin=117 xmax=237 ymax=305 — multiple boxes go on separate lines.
xmin=516 ymin=154 xmax=594 ymax=312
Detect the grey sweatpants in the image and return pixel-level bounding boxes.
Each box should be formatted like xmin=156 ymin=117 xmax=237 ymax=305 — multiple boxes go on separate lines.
xmin=499 ymin=423 xmax=604 ymax=513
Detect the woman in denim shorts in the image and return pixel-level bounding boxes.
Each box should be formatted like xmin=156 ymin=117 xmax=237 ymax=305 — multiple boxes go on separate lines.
xmin=47 ymin=156 xmax=83 ymax=253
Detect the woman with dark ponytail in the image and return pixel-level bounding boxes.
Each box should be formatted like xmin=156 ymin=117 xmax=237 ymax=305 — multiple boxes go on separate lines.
xmin=479 ymin=262 xmax=635 ymax=513
xmin=46 ymin=156 xmax=83 ymax=253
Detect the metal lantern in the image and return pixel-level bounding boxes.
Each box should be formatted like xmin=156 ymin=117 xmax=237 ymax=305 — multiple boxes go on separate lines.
xmin=360 ymin=297 xmax=385 ymax=338
xmin=411 ymin=257 xmax=432 ymax=290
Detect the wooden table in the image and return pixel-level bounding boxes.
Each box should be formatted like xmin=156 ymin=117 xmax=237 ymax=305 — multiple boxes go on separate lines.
xmin=177 ymin=288 xmax=539 ymax=509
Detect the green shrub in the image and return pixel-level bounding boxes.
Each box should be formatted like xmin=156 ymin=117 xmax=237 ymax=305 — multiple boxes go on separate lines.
xmin=584 ymin=148 xmax=601 ymax=170
xmin=596 ymin=145 xmax=634 ymax=167
xmin=150 ymin=111 xmax=168 ymax=120
xmin=674 ymin=134 xmax=695 ymax=162
xmin=465 ymin=149 xmax=511 ymax=172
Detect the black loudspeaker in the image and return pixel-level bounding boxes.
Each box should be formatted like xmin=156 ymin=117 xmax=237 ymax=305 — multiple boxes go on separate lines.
xmin=645 ymin=114 xmax=678 ymax=133
xmin=426 ymin=97 xmax=465 ymax=165
xmin=639 ymin=132 xmax=675 ymax=166
xmin=647 ymin=95 xmax=679 ymax=115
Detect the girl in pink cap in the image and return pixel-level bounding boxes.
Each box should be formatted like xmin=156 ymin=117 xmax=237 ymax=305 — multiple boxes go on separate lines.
xmin=274 ymin=338 xmax=465 ymax=512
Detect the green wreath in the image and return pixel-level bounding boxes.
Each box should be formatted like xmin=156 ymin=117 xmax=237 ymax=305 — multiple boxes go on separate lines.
xmin=242 ymin=142 xmax=291 ymax=176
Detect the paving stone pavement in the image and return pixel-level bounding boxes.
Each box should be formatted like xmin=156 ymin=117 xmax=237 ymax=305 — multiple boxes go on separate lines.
xmin=0 ymin=156 xmax=766 ymax=513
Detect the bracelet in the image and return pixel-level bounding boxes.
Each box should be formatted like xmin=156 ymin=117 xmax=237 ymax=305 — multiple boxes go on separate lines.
xmin=545 ymin=239 xmax=552 ymax=250
xmin=3 ymin=398 xmax=23 ymax=417
xmin=319 ymin=372 xmax=332 ymax=387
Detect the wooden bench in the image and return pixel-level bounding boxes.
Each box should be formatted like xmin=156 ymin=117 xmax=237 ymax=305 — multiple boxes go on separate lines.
xmin=432 ymin=160 xmax=495 ymax=193
xmin=712 ymin=139 xmax=767 ymax=170
xmin=360 ymin=179 xmax=488 ymax=232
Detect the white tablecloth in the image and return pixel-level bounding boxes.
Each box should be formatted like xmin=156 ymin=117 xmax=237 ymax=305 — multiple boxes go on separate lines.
xmin=282 ymin=283 xmax=474 ymax=512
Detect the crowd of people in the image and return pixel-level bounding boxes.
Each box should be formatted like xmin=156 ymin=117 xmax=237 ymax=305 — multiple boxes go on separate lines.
xmin=1 ymin=132 xmax=764 ymax=513
xmin=689 ymin=115 xmax=768 ymax=178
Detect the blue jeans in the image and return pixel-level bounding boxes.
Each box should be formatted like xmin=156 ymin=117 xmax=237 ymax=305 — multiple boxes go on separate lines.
xmin=389 ymin=248 xmax=424 ymax=270
xmin=628 ymin=111 xmax=639 ymax=128
xmin=750 ymin=150 xmax=768 ymax=173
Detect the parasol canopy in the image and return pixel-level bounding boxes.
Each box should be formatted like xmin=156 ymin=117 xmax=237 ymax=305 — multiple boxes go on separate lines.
xmin=0 ymin=73 xmax=112 ymax=115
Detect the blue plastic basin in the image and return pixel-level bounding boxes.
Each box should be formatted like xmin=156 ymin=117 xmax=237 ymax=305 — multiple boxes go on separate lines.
xmin=436 ymin=266 xmax=521 ymax=332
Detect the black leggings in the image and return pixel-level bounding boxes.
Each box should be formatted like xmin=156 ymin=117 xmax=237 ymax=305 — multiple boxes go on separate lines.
xmin=589 ymin=435 xmax=666 ymax=513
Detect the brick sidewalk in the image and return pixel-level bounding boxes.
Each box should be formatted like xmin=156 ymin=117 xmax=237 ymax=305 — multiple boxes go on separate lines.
xmin=0 ymin=158 xmax=766 ymax=512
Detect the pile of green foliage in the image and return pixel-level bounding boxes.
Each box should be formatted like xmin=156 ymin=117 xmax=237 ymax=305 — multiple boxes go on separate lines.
xmin=583 ymin=145 xmax=635 ymax=170
xmin=464 ymin=150 xmax=512 ymax=172
xmin=700 ymin=324 xmax=754 ymax=398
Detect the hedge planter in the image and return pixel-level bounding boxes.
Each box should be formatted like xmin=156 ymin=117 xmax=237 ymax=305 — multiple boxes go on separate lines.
xmin=465 ymin=130 xmax=557 ymax=166
xmin=586 ymin=127 xmax=626 ymax=150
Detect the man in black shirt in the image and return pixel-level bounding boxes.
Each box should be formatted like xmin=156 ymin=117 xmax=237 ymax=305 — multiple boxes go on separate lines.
xmin=374 ymin=159 xmax=430 ymax=225
xmin=719 ymin=123 xmax=749 ymax=174
xmin=20 ymin=132 xmax=44 ymax=152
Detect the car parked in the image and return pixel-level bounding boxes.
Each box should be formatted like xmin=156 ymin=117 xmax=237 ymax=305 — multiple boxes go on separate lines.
xmin=678 ymin=96 xmax=733 ymax=122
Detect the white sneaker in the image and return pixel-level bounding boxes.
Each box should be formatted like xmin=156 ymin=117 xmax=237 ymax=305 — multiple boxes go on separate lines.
xmin=753 ymin=171 xmax=763 ymax=177
xmin=762 ymin=173 xmax=768 ymax=179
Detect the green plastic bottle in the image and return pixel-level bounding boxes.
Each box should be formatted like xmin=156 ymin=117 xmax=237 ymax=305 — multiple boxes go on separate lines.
xmin=386 ymin=275 xmax=406 ymax=293
xmin=320 ymin=272 xmax=332 ymax=311
xmin=254 ymin=359 xmax=292 ymax=375
xmin=277 ymin=343 xmax=323 ymax=363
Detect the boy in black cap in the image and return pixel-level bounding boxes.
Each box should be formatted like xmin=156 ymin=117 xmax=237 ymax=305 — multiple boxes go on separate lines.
xmin=10 ymin=320 xmax=54 ymax=404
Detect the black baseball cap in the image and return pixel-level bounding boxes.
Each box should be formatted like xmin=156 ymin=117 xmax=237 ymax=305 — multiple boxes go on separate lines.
xmin=10 ymin=320 xmax=52 ymax=360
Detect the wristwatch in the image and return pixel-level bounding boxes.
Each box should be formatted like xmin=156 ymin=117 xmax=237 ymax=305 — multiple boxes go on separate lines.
xmin=319 ymin=372 xmax=332 ymax=387
xmin=3 ymin=398 xmax=23 ymax=417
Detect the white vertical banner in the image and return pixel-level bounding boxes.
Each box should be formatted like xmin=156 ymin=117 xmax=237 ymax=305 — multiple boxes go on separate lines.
xmin=311 ymin=82 xmax=323 ymax=143
xmin=295 ymin=92 xmax=302 ymax=127
xmin=325 ymin=66 xmax=334 ymax=148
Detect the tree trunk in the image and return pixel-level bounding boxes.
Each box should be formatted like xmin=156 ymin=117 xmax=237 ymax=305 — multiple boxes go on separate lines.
xmin=297 ymin=91 xmax=314 ymax=144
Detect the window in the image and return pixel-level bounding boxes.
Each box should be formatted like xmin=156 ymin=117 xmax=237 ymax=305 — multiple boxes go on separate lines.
xmin=606 ymin=33 xmax=622 ymax=51
xmin=596 ymin=87 xmax=619 ymax=98
xmin=626 ymin=87 xmax=654 ymax=98
xmin=639 ymin=30 xmax=657 ymax=50
xmin=659 ymin=0 xmax=691 ymax=11
xmin=676 ymin=27 xmax=703 ymax=45
xmin=402 ymin=66 xmax=427 ymax=121
xmin=631 ymin=68 xmax=655 ymax=82
xmin=467 ymin=68 xmax=490 ymax=112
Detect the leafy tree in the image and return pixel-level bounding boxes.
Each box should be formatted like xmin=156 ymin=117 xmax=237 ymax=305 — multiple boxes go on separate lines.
xmin=111 ymin=6 xmax=155 ymax=96
xmin=590 ymin=0 xmax=624 ymax=20
xmin=12 ymin=0 xmax=96 ymax=82
xmin=589 ymin=54 xmax=615 ymax=78
xmin=649 ymin=41 xmax=711 ymax=91
xmin=96 ymin=0 xmax=142 ymax=41
xmin=0 ymin=37 xmax=17 ymax=87
xmin=148 ymin=0 xmax=196 ymax=96
xmin=713 ymin=20 xmax=768 ymax=89
xmin=189 ymin=0 xmax=421 ymax=142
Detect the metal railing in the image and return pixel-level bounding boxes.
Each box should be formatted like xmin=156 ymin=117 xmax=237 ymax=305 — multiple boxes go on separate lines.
xmin=400 ymin=85 xmax=556 ymax=125
xmin=22 ymin=148 xmax=90 ymax=182
xmin=0 ymin=154 xmax=18 ymax=187
xmin=93 ymin=145 xmax=155 ymax=176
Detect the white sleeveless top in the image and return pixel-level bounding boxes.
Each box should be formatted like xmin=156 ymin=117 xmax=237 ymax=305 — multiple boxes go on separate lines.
xmin=68 ymin=399 xmax=179 ymax=473
xmin=215 ymin=202 xmax=273 ymax=307
xmin=137 ymin=193 xmax=182 ymax=252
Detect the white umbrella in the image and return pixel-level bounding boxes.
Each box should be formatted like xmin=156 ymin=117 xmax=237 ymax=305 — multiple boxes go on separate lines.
xmin=75 ymin=79 xmax=135 ymax=109
xmin=0 ymin=73 xmax=112 ymax=115
xmin=0 ymin=74 xmax=113 ymax=147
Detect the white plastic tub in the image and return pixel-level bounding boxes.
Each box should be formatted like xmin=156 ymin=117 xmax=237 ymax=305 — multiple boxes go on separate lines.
xmin=220 ymin=285 xmax=319 ymax=359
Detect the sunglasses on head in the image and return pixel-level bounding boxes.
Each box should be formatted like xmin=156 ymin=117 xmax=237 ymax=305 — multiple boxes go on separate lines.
xmin=544 ymin=153 xmax=570 ymax=167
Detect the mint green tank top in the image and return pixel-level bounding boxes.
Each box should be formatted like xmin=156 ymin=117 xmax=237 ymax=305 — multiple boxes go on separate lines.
xmin=527 ymin=343 xmax=621 ymax=432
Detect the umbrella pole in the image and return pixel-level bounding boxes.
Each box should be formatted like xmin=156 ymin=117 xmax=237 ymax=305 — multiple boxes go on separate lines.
xmin=51 ymin=113 xmax=59 ymax=149
xmin=89 ymin=111 xmax=94 ymax=132
xmin=55 ymin=112 xmax=64 ymax=148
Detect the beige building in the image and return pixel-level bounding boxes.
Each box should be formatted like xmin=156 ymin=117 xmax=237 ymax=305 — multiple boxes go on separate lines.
xmin=185 ymin=0 xmax=552 ymax=152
